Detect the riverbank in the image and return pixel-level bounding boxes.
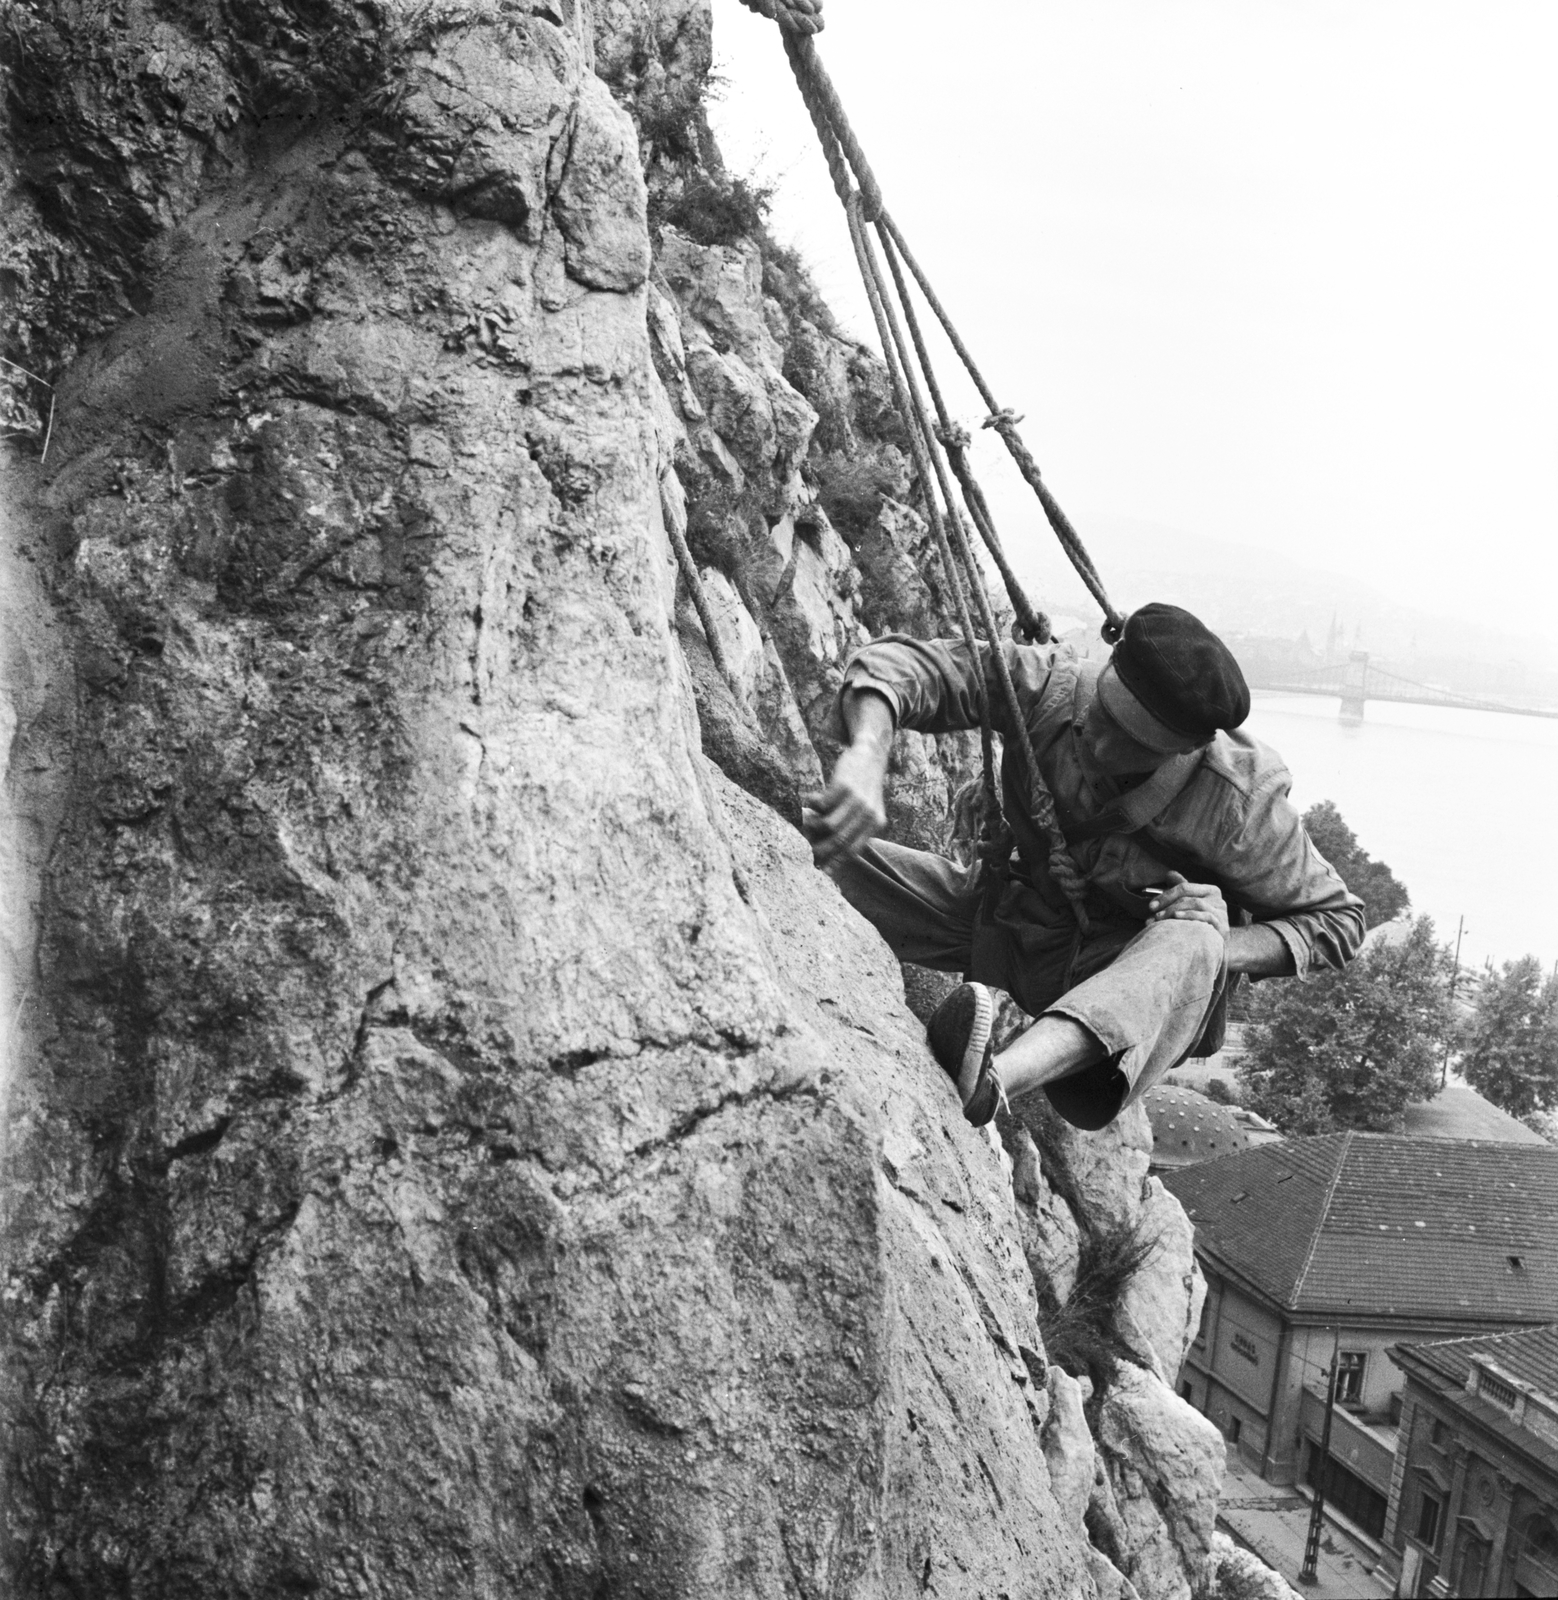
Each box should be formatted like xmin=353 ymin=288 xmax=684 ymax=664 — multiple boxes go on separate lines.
xmin=1246 ymin=692 xmax=1558 ymax=975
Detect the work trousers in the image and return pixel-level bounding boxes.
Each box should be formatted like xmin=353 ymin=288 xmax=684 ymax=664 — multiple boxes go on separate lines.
xmin=833 ymin=838 xmax=1226 ymax=1129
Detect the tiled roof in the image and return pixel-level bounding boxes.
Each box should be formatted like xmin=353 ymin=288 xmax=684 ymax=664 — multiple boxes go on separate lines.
xmin=1163 ymin=1133 xmax=1558 ymax=1320
xmin=1402 ymin=1084 xmax=1548 ymax=1145
xmin=1398 ymin=1323 xmax=1558 ymax=1401
xmin=1143 ymin=1085 xmax=1252 ymax=1167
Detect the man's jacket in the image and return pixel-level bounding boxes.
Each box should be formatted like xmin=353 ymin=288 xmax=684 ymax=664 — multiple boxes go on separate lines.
xmin=838 ymin=634 xmax=1365 ymax=977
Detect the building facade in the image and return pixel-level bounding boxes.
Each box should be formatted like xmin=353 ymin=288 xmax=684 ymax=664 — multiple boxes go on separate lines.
xmin=1180 ymin=1263 xmax=1482 ymax=1535
xmin=1385 ymin=1324 xmax=1558 ymax=1598
xmin=1166 ymin=1135 xmax=1558 ymax=1542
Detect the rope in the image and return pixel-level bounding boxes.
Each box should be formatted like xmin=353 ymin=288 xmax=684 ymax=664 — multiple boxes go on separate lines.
xmin=849 ymin=206 xmax=1090 ymax=921
xmin=738 ymin=0 xmax=824 ymax=34
xmin=874 ymin=226 xmax=1051 ymax=645
xmin=665 ymin=498 xmax=744 ymax=698
xmin=780 ymin=27 xmax=1092 ymax=927
xmin=842 ymin=199 xmax=990 ymax=774
xmin=775 ymin=31 xmax=1121 ymax=641
xmin=842 ymin=197 xmax=1010 ymax=881
xmin=878 ymin=214 xmax=1126 ymax=641
xmin=780 ymin=33 xmax=882 ymax=220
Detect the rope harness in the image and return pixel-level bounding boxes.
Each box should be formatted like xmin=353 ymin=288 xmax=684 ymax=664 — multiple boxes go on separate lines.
xmin=685 ymin=0 xmax=1129 ymax=930
xmin=779 ymin=21 xmax=1135 ymax=928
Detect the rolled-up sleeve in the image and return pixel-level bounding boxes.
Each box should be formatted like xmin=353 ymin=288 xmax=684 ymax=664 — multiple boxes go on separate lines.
xmin=836 ymin=635 xmax=989 ymax=737
xmin=1210 ymin=766 xmax=1366 ymax=976
xmin=835 ymin=635 xmax=1055 ymax=741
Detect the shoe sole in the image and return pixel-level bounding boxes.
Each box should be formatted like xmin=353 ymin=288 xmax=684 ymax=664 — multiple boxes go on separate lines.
xmin=955 ymin=984 xmax=995 ymax=1104
xmin=964 ymin=1057 xmax=1003 ymax=1127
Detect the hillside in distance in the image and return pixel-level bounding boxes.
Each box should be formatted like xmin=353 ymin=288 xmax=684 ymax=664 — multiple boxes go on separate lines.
xmin=998 ymin=512 xmax=1558 ymax=709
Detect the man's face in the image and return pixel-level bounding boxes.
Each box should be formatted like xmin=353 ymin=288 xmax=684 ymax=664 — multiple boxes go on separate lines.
xmin=1078 ymin=665 xmax=1204 ymax=776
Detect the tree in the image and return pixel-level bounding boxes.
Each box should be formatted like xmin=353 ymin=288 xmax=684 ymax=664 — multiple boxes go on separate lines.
xmin=1238 ymin=917 xmax=1454 ymax=1133
xmin=1302 ymin=800 xmax=1410 ymax=928
xmin=1458 ymin=957 xmax=1558 ymax=1118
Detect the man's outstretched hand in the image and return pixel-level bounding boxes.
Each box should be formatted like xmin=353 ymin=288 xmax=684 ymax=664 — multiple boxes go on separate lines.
xmin=803 ymin=742 xmax=888 ymax=871
xmin=803 ymin=690 xmax=893 ymax=873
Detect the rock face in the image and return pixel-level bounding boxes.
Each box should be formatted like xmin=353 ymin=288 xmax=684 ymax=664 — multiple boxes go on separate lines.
xmin=1099 ymin=1363 xmax=1226 ymax=1600
xmin=1 ymin=2 xmax=1285 ymax=1595
xmin=1120 ymin=1174 xmax=1207 ymax=1382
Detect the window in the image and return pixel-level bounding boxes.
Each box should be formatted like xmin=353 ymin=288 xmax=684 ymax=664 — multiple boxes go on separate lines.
xmin=1194 ymin=1301 xmax=1210 ymax=1347
xmin=1414 ymin=1490 xmax=1442 ymax=1550
xmin=1527 ymin=1518 xmax=1558 ymax=1562
xmin=1429 ymin=1418 xmax=1447 ymax=1449
xmin=1304 ymin=1446 xmax=1388 ymax=1540
xmin=1228 ymin=1417 xmax=1243 ymax=1445
xmin=1336 ymin=1351 xmax=1366 ymax=1404
xmin=1456 ymin=1533 xmax=1490 ymax=1596
xmin=1517 ymin=1517 xmax=1558 ymax=1600
xmin=1181 ymin=1381 xmax=1194 ymax=1402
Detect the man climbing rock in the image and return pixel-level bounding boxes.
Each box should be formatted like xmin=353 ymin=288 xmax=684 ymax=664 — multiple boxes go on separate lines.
xmin=804 ymin=604 xmax=1364 ymax=1130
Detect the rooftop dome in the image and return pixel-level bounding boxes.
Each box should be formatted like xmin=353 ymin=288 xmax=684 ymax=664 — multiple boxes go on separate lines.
xmin=1144 ymin=1084 xmax=1252 ymax=1169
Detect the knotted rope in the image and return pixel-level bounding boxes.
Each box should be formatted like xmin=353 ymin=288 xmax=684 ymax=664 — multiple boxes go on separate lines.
xmin=737 ymin=0 xmax=824 ymax=34
xmin=777 ymin=26 xmax=1097 ymax=927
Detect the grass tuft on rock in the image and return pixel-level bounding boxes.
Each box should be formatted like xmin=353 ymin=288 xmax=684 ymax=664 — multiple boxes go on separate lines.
xmin=653 ymin=171 xmax=773 ymax=248
xmin=1035 ymin=1217 xmax=1159 ymax=1423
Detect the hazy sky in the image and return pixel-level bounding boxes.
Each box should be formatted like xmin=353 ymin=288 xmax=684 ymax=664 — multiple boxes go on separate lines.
xmin=709 ymin=0 xmax=1558 ymax=635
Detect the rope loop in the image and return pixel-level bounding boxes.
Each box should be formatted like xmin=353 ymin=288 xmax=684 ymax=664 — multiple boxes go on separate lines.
xmin=738 ymin=0 xmax=824 ymax=34
xmin=982 ymin=408 xmax=1026 ymax=430
xmin=933 ymin=420 xmax=972 ymax=451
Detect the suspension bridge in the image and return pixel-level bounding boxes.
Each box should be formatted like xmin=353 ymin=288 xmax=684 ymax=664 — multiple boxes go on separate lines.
xmin=1249 ymin=652 xmax=1558 ymax=722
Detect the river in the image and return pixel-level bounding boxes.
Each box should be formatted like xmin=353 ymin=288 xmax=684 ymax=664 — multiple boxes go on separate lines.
xmin=1245 ymin=692 xmax=1558 ymax=977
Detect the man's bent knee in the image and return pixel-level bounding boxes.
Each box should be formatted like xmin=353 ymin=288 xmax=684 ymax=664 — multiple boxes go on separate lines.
xmin=1153 ymin=916 xmax=1226 ymax=976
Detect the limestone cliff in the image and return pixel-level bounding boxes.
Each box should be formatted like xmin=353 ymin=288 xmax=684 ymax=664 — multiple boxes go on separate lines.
xmin=1 ymin=3 xmax=1294 ymax=1595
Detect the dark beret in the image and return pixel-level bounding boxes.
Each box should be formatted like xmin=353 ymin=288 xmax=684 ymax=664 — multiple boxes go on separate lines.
xmin=1110 ymin=603 xmax=1251 ymax=740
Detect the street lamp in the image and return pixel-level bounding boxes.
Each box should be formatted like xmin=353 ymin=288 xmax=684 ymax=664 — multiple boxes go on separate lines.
xmin=1299 ymin=1329 xmax=1342 ymax=1587
xmin=1440 ymin=916 xmax=1466 ymax=1090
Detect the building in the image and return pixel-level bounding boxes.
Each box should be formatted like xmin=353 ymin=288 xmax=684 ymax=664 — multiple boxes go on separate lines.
xmin=1164 ymin=1020 xmax=1249 ymax=1101
xmin=1401 ymin=1083 xmax=1549 ymax=1145
xmin=1385 ymin=1324 xmax=1558 ymax=1598
xmin=1142 ymin=1083 xmax=1280 ymax=1172
xmin=1164 ymin=1135 xmax=1558 ymax=1546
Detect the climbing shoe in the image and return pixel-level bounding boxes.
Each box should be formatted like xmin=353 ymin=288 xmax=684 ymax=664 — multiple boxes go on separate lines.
xmin=925 ymin=982 xmax=1004 ymax=1127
